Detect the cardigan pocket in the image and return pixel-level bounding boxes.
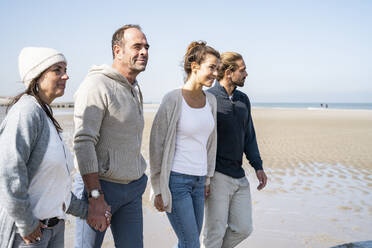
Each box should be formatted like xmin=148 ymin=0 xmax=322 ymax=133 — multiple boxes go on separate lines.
xmin=98 ymin=149 xmax=110 ymax=176
xmin=100 ymin=149 xmax=141 ymax=181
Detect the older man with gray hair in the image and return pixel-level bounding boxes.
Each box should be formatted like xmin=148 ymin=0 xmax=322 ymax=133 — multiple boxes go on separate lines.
xmin=73 ymin=24 xmax=150 ymax=248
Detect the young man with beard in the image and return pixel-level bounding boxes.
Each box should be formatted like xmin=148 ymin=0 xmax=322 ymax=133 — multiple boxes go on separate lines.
xmin=73 ymin=24 xmax=149 ymax=248
xmin=203 ymin=52 xmax=267 ymax=248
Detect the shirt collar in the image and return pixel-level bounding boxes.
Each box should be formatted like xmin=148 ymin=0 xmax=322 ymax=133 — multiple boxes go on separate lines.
xmin=215 ymin=81 xmax=237 ymax=97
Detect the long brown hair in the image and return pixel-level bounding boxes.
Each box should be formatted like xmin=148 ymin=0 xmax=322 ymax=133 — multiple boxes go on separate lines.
xmin=183 ymin=41 xmax=220 ymax=81
xmin=6 ymin=76 xmax=63 ymax=133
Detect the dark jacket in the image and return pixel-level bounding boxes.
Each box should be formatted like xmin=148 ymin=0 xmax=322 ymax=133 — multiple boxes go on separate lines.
xmin=207 ymin=81 xmax=263 ymax=178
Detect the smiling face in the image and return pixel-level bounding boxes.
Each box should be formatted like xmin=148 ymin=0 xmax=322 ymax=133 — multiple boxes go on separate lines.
xmin=117 ymin=28 xmax=149 ymax=73
xmin=230 ymin=59 xmax=248 ymax=87
xmin=37 ymin=62 xmax=68 ymax=103
xmin=193 ymin=54 xmax=219 ymax=87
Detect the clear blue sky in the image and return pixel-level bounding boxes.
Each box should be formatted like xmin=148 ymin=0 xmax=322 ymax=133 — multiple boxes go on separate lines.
xmin=1 ymin=0 xmax=371 ymax=103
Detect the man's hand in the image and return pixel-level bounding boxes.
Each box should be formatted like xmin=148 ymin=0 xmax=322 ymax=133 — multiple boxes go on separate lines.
xmin=204 ymin=185 xmax=211 ymax=198
xmin=154 ymin=194 xmax=165 ymax=212
xmin=87 ymin=195 xmax=111 ymax=232
xmin=21 ymin=221 xmax=47 ymax=244
xmin=256 ymin=170 xmax=267 ymax=190
xmin=82 ymin=173 xmax=111 ymax=231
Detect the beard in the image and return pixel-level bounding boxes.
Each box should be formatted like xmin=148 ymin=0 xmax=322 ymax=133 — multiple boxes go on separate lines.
xmin=128 ymin=55 xmax=148 ymax=72
xmin=232 ymin=77 xmax=245 ymax=87
xmin=131 ymin=64 xmax=147 ymax=72
xmin=131 ymin=61 xmax=147 ymax=72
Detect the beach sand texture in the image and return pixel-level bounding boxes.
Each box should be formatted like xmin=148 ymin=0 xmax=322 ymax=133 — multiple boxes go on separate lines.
xmin=54 ymin=107 xmax=372 ymax=247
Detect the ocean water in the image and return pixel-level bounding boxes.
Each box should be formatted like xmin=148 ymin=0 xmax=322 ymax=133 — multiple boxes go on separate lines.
xmin=252 ymin=102 xmax=372 ymax=110
xmin=2 ymin=102 xmax=372 ymax=122
xmin=0 ymin=105 xmax=158 ymax=122
xmin=0 ymin=106 xmax=75 ymax=122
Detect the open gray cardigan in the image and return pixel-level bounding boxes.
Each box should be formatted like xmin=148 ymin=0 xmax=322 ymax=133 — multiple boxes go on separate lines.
xmin=149 ymin=89 xmax=217 ymax=213
xmin=0 ymin=95 xmax=87 ymax=248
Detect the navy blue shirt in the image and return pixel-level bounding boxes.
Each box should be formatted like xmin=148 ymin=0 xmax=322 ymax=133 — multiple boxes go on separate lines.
xmin=208 ymin=81 xmax=263 ymax=178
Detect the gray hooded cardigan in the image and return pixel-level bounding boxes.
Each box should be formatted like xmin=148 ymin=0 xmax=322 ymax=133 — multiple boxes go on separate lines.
xmin=0 ymin=95 xmax=87 ymax=248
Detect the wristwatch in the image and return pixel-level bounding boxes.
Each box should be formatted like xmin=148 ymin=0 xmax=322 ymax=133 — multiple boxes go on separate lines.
xmin=88 ymin=189 xmax=104 ymax=199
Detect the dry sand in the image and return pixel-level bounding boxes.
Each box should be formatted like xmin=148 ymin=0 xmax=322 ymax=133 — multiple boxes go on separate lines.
xmin=55 ymin=106 xmax=372 ymax=248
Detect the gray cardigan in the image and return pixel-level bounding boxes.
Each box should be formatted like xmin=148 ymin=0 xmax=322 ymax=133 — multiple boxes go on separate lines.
xmin=149 ymin=89 xmax=217 ymax=212
xmin=0 ymin=95 xmax=87 ymax=248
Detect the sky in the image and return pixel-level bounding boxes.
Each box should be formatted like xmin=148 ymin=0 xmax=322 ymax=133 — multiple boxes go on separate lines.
xmin=0 ymin=0 xmax=371 ymax=103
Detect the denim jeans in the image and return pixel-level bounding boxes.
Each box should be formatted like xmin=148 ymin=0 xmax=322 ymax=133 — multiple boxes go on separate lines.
xmin=12 ymin=220 xmax=65 ymax=248
xmin=166 ymin=171 xmax=206 ymax=248
xmin=73 ymin=173 xmax=147 ymax=248
xmin=72 ymin=173 xmax=86 ymax=248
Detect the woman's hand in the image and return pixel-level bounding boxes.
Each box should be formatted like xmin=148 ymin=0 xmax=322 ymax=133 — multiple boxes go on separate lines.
xmin=21 ymin=221 xmax=47 ymax=244
xmin=105 ymin=208 xmax=112 ymax=226
xmin=154 ymin=194 xmax=165 ymax=212
xmin=205 ymin=185 xmax=211 ymax=198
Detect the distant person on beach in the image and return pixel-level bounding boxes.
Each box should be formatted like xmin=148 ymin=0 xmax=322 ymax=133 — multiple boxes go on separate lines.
xmin=150 ymin=41 xmax=219 ymax=248
xmin=73 ymin=24 xmax=149 ymax=247
xmin=0 ymin=47 xmax=92 ymax=247
xmin=203 ymin=52 xmax=268 ymax=248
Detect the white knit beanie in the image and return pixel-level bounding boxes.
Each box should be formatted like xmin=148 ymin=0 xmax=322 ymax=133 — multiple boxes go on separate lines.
xmin=18 ymin=47 xmax=67 ymax=87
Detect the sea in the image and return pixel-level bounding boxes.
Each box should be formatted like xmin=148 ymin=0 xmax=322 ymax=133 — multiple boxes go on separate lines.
xmin=251 ymin=102 xmax=372 ymax=110
xmin=1 ymin=102 xmax=372 ymax=122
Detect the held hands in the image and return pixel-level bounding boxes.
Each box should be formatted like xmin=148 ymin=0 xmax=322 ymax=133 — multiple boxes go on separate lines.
xmin=104 ymin=208 xmax=112 ymax=226
xmin=21 ymin=221 xmax=47 ymax=244
xmin=87 ymin=195 xmax=112 ymax=232
xmin=154 ymin=194 xmax=165 ymax=212
xmin=256 ymin=170 xmax=267 ymax=190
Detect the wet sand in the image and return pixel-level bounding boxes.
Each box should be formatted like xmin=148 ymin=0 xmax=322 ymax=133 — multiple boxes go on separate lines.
xmin=56 ymin=106 xmax=372 ymax=248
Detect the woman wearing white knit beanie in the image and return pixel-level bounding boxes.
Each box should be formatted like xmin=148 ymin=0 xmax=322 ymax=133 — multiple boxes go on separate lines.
xmin=0 ymin=47 xmax=109 ymax=248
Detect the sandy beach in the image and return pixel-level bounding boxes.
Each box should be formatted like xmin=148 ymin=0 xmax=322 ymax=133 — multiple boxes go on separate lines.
xmin=52 ymin=107 xmax=372 ymax=247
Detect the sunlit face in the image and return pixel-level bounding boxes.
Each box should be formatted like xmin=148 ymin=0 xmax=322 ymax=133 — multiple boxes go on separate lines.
xmin=230 ymin=59 xmax=248 ymax=87
xmin=194 ymin=54 xmax=219 ymax=87
xmin=38 ymin=62 xmax=69 ymax=103
xmin=117 ymin=28 xmax=150 ymax=73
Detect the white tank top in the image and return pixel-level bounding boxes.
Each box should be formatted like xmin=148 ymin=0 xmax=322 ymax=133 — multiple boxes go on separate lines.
xmin=27 ymin=118 xmax=73 ymax=220
xmin=171 ymin=97 xmax=215 ymax=176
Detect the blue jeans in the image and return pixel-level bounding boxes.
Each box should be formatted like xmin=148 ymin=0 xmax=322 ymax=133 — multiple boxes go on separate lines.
xmin=12 ymin=220 xmax=65 ymax=248
xmin=73 ymin=173 xmax=147 ymax=248
xmin=166 ymin=171 xmax=206 ymax=248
